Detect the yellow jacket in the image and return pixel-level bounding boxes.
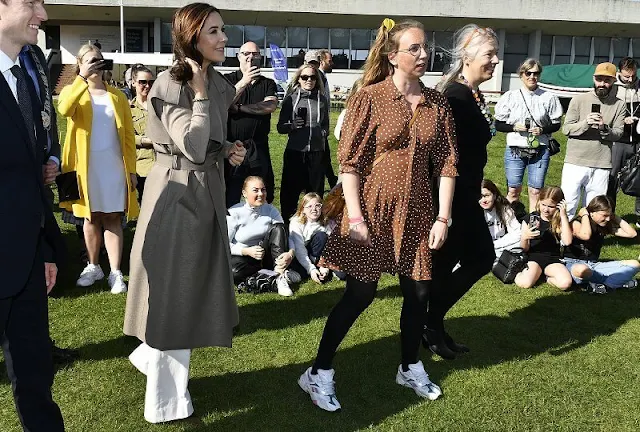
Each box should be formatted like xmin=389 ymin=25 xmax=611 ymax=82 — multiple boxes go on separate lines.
xmin=58 ymin=76 xmax=139 ymax=221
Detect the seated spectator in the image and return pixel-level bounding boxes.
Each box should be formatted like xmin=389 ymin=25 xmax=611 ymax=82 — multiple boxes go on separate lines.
xmin=514 ymin=186 xmax=573 ymax=290
xmin=227 ymin=176 xmax=301 ymax=296
xmin=479 ymin=179 xmax=522 ymax=260
xmin=564 ymin=195 xmax=640 ymax=294
xmin=289 ymin=193 xmax=333 ymax=283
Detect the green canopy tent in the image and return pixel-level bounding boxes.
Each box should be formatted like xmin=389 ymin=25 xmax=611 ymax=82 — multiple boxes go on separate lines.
xmin=538 ymin=64 xmax=596 ymax=98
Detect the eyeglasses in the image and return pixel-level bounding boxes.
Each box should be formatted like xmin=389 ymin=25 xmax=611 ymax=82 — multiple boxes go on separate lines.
xmin=524 ymin=71 xmax=540 ymax=77
xmin=240 ymin=51 xmax=260 ymax=57
xmin=136 ymin=80 xmax=154 ymax=86
xmin=462 ymin=27 xmax=494 ymax=49
xmin=304 ymin=203 xmax=322 ymax=210
xmin=300 ymin=75 xmax=317 ymax=81
xmin=397 ymin=43 xmax=430 ymax=57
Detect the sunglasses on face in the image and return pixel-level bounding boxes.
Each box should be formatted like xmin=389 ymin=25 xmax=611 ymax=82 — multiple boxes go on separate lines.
xmin=524 ymin=71 xmax=540 ymax=77
xmin=300 ymin=75 xmax=317 ymax=81
xmin=137 ymin=80 xmax=154 ymax=86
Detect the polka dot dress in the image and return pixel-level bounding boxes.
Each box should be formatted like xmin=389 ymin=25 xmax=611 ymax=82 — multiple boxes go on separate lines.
xmin=319 ymin=76 xmax=459 ymax=282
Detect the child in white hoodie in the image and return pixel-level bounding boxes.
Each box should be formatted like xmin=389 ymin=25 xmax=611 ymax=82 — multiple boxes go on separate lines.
xmin=479 ymin=179 xmax=522 ymax=261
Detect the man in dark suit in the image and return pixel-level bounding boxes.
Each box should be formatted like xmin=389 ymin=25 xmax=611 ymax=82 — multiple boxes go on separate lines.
xmin=0 ymin=0 xmax=65 ymax=430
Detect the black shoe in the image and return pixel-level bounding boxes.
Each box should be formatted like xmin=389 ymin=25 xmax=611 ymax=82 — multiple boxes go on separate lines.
xmin=52 ymin=342 xmax=79 ymax=365
xmin=444 ymin=332 xmax=469 ymax=353
xmin=422 ymin=328 xmax=456 ymax=360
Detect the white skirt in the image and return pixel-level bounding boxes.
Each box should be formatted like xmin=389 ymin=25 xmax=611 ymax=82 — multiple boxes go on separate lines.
xmin=88 ymin=144 xmax=126 ymax=213
xmin=129 ymin=343 xmax=193 ymax=423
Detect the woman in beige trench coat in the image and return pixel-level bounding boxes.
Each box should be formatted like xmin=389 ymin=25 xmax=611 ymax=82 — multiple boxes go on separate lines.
xmin=123 ymin=3 xmax=246 ymax=424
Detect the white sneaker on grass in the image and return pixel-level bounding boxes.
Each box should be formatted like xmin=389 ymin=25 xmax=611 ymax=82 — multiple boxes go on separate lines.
xmin=76 ymin=264 xmax=104 ymax=287
xmin=108 ymin=270 xmax=127 ymax=294
xmin=276 ymin=275 xmax=293 ymax=297
xmin=621 ymin=279 xmax=638 ymax=289
xmin=298 ymin=367 xmax=341 ymax=412
xmin=284 ymin=269 xmax=302 ymax=284
xmin=396 ymin=361 xmax=442 ymax=400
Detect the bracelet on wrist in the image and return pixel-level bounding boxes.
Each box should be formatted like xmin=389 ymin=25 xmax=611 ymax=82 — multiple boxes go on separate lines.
xmin=78 ymin=74 xmax=88 ymax=83
xmin=193 ymin=97 xmax=209 ymax=103
xmin=435 ymin=216 xmax=451 ymax=227
xmin=349 ymin=221 xmax=364 ymax=229
xmin=348 ymin=216 xmax=364 ymax=224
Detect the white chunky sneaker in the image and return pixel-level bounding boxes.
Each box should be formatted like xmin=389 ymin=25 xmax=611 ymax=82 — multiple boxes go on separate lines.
xmin=76 ymin=264 xmax=104 ymax=287
xmin=284 ymin=269 xmax=302 ymax=284
xmin=396 ymin=361 xmax=442 ymax=400
xmin=298 ymin=367 xmax=341 ymax=412
xmin=108 ymin=270 xmax=128 ymax=294
xmin=276 ymin=275 xmax=293 ymax=297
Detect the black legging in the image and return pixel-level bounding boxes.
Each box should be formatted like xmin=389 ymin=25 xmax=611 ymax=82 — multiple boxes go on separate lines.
xmin=313 ymin=274 xmax=430 ymax=372
xmin=230 ymin=224 xmax=288 ymax=284
xmin=427 ymin=202 xmax=495 ymax=333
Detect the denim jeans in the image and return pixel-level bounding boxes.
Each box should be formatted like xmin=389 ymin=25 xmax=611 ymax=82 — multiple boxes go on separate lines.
xmin=504 ymin=145 xmax=550 ymax=189
xmin=564 ymin=257 xmax=640 ymax=289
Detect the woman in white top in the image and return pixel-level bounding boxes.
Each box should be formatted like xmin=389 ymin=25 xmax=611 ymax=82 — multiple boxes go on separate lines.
xmin=494 ymin=58 xmax=563 ymax=211
xmin=479 ymin=179 xmax=521 ymax=260
xmin=58 ymin=44 xmax=138 ymax=294
xmin=289 ymin=192 xmax=334 ymax=283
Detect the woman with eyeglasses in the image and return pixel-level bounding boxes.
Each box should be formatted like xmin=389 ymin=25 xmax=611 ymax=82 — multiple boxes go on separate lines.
xmin=277 ymin=63 xmax=329 ymax=222
xmin=289 ymin=192 xmax=334 ymax=283
xmin=298 ymin=19 xmax=457 ymax=411
xmin=425 ymin=25 xmax=500 ymax=360
xmin=495 ymin=58 xmax=563 ymax=211
xmin=130 ymin=65 xmax=155 ymax=204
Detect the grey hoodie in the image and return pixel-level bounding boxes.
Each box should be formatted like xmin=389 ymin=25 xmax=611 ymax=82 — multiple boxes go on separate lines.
xmin=277 ymin=88 xmax=329 ymax=152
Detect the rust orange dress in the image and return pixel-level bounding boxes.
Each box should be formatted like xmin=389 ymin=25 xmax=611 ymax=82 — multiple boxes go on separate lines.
xmin=320 ymin=77 xmax=458 ymax=282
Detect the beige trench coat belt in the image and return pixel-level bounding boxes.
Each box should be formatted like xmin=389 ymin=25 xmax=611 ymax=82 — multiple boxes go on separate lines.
xmin=155 ymin=152 xmax=218 ymax=172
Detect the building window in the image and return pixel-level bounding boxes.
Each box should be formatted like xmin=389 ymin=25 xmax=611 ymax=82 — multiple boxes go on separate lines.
xmin=244 ymin=26 xmax=265 ymax=66
xmin=160 ymin=22 xmax=172 ymax=54
xmin=503 ymin=33 xmax=530 ymax=73
xmin=330 ymin=28 xmax=349 ymax=69
xmin=265 ymin=27 xmax=286 ymax=67
xmin=593 ymin=37 xmax=610 ymax=64
xmin=613 ymin=37 xmax=630 ymax=67
xmin=350 ymin=29 xmax=372 ymax=69
xmin=287 ymin=27 xmax=307 ymax=68
xmin=223 ymin=25 xmax=243 ymax=66
xmin=433 ymin=31 xmax=453 ymax=72
xmin=554 ymin=35 xmax=572 ymax=65
xmin=573 ymin=36 xmax=591 ymax=65
xmin=539 ymin=35 xmax=552 ymax=67
xmin=309 ymin=28 xmax=329 ymax=50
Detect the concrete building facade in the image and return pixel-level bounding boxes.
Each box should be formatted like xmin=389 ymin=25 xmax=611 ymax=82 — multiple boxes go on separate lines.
xmin=41 ymin=0 xmax=640 ymax=93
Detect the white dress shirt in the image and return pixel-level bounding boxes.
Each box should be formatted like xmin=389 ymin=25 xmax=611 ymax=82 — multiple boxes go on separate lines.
xmin=0 ymin=49 xmax=21 ymax=102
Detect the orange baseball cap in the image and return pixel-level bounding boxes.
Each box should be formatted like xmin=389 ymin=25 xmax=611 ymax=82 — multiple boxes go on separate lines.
xmin=594 ymin=62 xmax=617 ymax=78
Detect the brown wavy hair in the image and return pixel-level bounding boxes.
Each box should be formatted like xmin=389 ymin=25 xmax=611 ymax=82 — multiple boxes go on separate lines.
xmin=584 ymin=195 xmax=615 ymax=235
xmin=481 ymin=179 xmax=514 ymax=233
xmin=348 ymin=19 xmax=424 ymax=108
xmin=170 ymin=3 xmax=221 ymax=83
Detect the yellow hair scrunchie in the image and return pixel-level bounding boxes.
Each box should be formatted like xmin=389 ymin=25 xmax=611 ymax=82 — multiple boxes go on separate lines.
xmin=382 ymin=18 xmax=395 ymax=32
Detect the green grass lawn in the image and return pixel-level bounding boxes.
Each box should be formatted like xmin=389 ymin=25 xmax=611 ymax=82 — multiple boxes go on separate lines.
xmin=1 ymin=107 xmax=640 ymax=431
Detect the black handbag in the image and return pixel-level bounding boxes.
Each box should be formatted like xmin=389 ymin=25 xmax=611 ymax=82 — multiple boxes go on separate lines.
xmin=619 ymin=151 xmax=640 ymax=197
xmin=55 ymin=171 xmax=80 ymax=202
xmin=492 ymin=248 xmax=528 ymax=284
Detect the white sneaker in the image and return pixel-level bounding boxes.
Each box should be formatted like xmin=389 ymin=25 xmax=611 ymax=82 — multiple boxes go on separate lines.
xmin=298 ymin=367 xmax=341 ymax=412
xmin=108 ymin=270 xmax=128 ymax=294
xmin=621 ymin=279 xmax=638 ymax=289
xmin=396 ymin=361 xmax=442 ymax=400
xmin=284 ymin=269 xmax=302 ymax=284
xmin=276 ymin=275 xmax=293 ymax=296
xmin=76 ymin=264 xmax=104 ymax=287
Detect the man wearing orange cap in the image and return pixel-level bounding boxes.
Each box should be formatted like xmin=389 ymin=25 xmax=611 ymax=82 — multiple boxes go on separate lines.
xmin=561 ymin=62 xmax=626 ymax=217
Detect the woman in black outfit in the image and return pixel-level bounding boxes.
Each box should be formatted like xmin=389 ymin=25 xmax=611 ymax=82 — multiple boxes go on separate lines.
xmin=425 ymin=25 xmax=500 ymax=359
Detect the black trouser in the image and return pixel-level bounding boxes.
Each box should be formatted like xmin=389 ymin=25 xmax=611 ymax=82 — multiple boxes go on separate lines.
xmin=607 ymin=141 xmax=640 ymax=215
xmin=312 ymin=274 xmax=430 ymax=372
xmin=426 ymin=203 xmax=495 ymax=333
xmin=0 ymin=241 xmax=64 ymax=432
xmin=225 ymin=146 xmax=276 ymax=208
xmin=136 ymin=175 xmax=146 ymax=205
xmin=290 ymin=231 xmax=329 ymax=278
xmin=280 ymin=149 xmax=326 ymax=222
xmin=230 ymin=224 xmax=288 ymax=284
xmin=323 ymin=138 xmax=338 ymax=188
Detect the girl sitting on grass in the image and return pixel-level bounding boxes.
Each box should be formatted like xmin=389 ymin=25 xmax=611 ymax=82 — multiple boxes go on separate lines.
xmin=289 ymin=193 xmax=333 ymax=283
xmin=514 ymin=186 xmax=573 ymax=290
xmin=479 ymin=179 xmax=522 ymax=261
xmin=564 ymin=195 xmax=640 ymax=294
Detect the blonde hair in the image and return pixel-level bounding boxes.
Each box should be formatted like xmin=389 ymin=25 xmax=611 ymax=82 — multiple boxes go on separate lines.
xmin=293 ymin=193 xmax=326 ymax=225
xmin=535 ymin=186 xmax=565 ymax=239
xmin=348 ymin=20 xmax=424 ymax=107
xmin=75 ymin=44 xmax=101 ymax=75
xmin=286 ymin=64 xmax=324 ymax=98
xmin=437 ymin=24 xmax=498 ymax=92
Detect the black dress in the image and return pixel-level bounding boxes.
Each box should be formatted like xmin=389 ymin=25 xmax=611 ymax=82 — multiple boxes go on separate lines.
xmin=526 ymin=211 xmax=563 ymax=269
